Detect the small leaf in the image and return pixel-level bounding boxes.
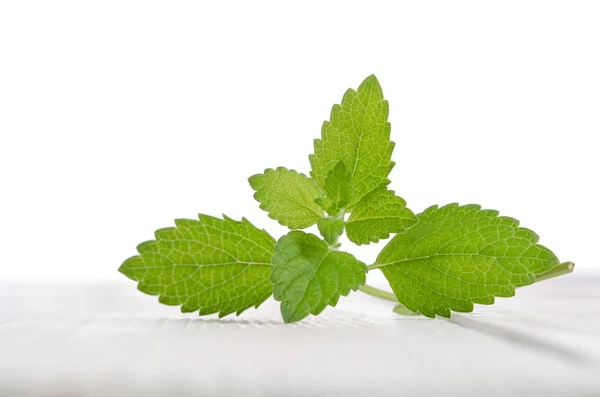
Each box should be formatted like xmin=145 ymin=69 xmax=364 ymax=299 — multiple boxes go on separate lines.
xmin=119 ymin=215 xmax=276 ymax=317
xmin=249 ymin=167 xmax=324 ymax=229
xmin=374 ymin=204 xmax=560 ymax=318
xmin=272 ymin=231 xmax=367 ymax=323
xmin=393 ymin=303 xmax=419 ymax=316
xmin=317 ymin=218 xmax=345 ymax=245
xmin=310 ymin=75 xmax=395 ymax=207
xmin=346 ymin=187 xmax=417 ymax=245
xmin=323 ymin=161 xmax=353 ymax=209
xmin=315 ymin=197 xmax=339 ymax=216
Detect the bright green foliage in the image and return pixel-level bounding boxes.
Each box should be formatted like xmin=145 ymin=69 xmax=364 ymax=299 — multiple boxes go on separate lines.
xmin=118 ymin=215 xmax=275 ymax=317
xmin=119 ymin=74 xmax=571 ymax=324
xmin=249 ymin=167 xmax=324 ymax=229
xmin=271 ymin=231 xmax=367 ymax=323
xmin=346 ymin=187 xmax=417 ymax=245
xmin=323 ymin=161 xmax=353 ymax=211
xmin=317 ymin=217 xmax=345 ymax=245
xmin=374 ymin=204 xmax=560 ymax=318
xmin=310 ymin=75 xmax=395 ymax=208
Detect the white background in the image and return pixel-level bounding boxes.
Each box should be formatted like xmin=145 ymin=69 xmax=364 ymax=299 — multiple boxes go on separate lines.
xmin=1 ymin=1 xmax=598 ymax=279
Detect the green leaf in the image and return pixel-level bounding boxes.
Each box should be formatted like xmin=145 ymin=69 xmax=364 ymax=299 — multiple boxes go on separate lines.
xmin=249 ymin=167 xmax=324 ymax=229
xmin=118 ymin=215 xmax=275 ymax=317
xmin=310 ymin=74 xmax=394 ymax=207
xmin=323 ymin=161 xmax=353 ymax=209
xmin=346 ymin=187 xmax=417 ymax=245
xmin=315 ymin=197 xmax=338 ymax=216
xmin=271 ymin=231 xmax=367 ymax=323
xmin=373 ymin=204 xmax=560 ymax=318
xmin=393 ymin=303 xmax=419 ymax=316
xmin=317 ymin=217 xmax=345 ymax=245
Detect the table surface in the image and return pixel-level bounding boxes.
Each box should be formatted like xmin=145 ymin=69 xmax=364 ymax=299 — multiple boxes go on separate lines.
xmin=1 ymin=272 xmax=599 ymax=397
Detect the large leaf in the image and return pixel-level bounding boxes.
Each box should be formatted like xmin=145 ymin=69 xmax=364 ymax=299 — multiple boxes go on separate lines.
xmin=310 ymin=75 xmax=394 ymax=207
xmin=119 ymin=215 xmax=275 ymax=317
xmin=249 ymin=167 xmax=324 ymax=229
xmin=373 ymin=204 xmax=559 ymax=318
xmin=272 ymin=231 xmax=367 ymax=323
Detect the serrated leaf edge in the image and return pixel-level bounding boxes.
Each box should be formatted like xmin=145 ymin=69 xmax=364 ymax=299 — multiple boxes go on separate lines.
xmin=248 ymin=167 xmax=324 ymax=229
xmin=118 ymin=214 xmax=275 ymax=318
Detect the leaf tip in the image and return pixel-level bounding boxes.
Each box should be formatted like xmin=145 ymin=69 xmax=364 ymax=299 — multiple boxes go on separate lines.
xmin=247 ymin=173 xmax=263 ymax=189
xmin=364 ymin=73 xmax=379 ymax=84
xmin=118 ymin=256 xmax=139 ymax=279
xmin=135 ymin=240 xmax=155 ymax=254
xmin=358 ymin=74 xmax=383 ymax=94
xmin=437 ymin=308 xmax=451 ymax=318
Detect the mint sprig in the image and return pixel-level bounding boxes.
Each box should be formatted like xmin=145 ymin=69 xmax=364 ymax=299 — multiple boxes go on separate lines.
xmin=119 ymin=74 xmax=574 ymax=323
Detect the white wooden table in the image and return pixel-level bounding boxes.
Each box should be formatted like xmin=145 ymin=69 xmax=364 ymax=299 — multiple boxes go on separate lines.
xmin=1 ymin=273 xmax=599 ymax=397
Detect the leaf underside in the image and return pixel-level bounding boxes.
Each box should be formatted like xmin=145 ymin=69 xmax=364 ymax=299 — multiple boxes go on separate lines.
xmin=249 ymin=167 xmax=324 ymax=229
xmin=375 ymin=204 xmax=559 ymax=318
xmin=310 ymin=75 xmax=395 ymax=208
xmin=271 ymin=231 xmax=367 ymax=323
xmin=119 ymin=215 xmax=276 ymax=317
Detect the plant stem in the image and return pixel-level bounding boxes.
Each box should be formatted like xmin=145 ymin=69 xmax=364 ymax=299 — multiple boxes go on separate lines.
xmin=359 ymin=261 xmax=575 ymax=302
xmin=329 ymin=236 xmax=340 ymax=251
xmin=358 ymin=285 xmax=398 ymax=302
xmin=327 ymin=210 xmax=345 ymax=251
xmin=535 ymin=261 xmax=575 ymax=282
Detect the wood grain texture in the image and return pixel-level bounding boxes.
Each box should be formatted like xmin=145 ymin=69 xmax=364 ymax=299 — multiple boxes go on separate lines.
xmin=1 ymin=273 xmax=599 ymax=397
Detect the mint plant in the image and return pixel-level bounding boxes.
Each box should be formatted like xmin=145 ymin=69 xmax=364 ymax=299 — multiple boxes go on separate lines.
xmin=119 ymin=75 xmax=574 ymax=323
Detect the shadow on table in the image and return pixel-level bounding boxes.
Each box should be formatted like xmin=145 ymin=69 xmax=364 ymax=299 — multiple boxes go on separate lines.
xmin=447 ymin=314 xmax=593 ymax=366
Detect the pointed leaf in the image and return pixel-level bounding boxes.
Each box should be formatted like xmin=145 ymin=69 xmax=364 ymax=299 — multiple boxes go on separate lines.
xmin=310 ymin=75 xmax=395 ymax=207
xmin=374 ymin=204 xmax=560 ymax=318
xmin=119 ymin=215 xmax=275 ymax=317
xmin=346 ymin=187 xmax=417 ymax=245
xmin=249 ymin=167 xmax=324 ymax=229
xmin=317 ymin=217 xmax=345 ymax=245
xmin=272 ymin=231 xmax=367 ymax=323
xmin=315 ymin=197 xmax=339 ymax=216
xmin=393 ymin=303 xmax=419 ymax=316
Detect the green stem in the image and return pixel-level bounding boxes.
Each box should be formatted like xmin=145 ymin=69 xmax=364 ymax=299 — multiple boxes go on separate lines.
xmin=329 ymin=236 xmax=340 ymax=251
xmin=326 ymin=210 xmax=345 ymax=251
xmin=534 ymin=261 xmax=575 ymax=282
xmin=359 ymin=261 xmax=575 ymax=303
xmin=358 ymin=285 xmax=398 ymax=302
